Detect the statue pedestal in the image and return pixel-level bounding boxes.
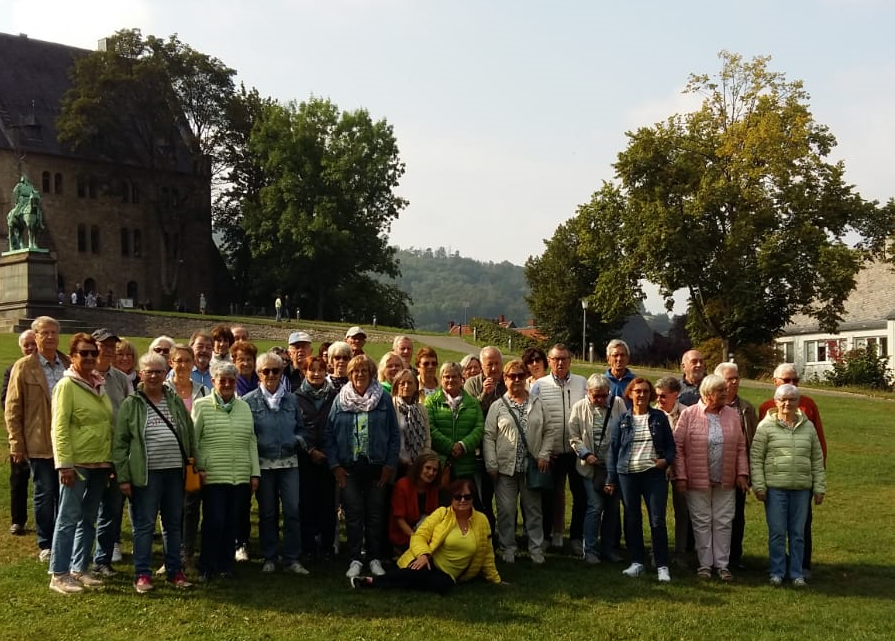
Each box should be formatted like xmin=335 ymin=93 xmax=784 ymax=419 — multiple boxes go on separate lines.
xmin=0 ymin=250 xmax=59 ymax=319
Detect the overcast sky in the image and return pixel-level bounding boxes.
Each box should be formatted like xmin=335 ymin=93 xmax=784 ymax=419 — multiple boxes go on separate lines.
xmin=4 ymin=0 xmax=893 ymax=314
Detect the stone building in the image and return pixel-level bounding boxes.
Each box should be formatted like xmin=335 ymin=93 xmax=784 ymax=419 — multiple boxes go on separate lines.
xmin=0 ymin=32 xmax=230 ymax=313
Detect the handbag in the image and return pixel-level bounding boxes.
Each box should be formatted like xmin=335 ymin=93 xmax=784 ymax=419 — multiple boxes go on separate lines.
xmin=139 ymin=391 xmax=201 ymax=493
xmin=500 ymin=397 xmax=553 ymax=491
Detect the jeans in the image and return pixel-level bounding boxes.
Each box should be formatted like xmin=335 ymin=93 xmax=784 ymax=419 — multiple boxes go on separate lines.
xmin=341 ymin=461 xmax=387 ymax=562
xmin=765 ymin=488 xmax=811 ymax=580
xmin=199 ymin=483 xmax=240 ymax=576
xmin=686 ymin=486 xmax=736 ymax=570
xmin=617 ymin=467 xmax=669 ymax=568
xmin=30 ymin=458 xmax=59 ymax=551
xmin=299 ymin=461 xmax=337 ymax=557
xmin=257 ymin=466 xmax=301 ymax=563
xmin=494 ymin=472 xmax=543 ymax=555
xmin=582 ymin=471 xmax=615 ymax=557
xmin=50 ymin=467 xmax=110 ymax=575
xmin=542 ymin=452 xmax=586 ymax=541
xmin=10 ymin=456 xmax=30 ymax=527
xmin=94 ymin=479 xmax=124 ymax=565
xmin=131 ymin=469 xmax=184 ymax=579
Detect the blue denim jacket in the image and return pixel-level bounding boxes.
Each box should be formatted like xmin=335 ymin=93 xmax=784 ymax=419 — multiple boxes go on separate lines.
xmin=606 ymin=407 xmax=675 ymax=485
xmin=242 ymin=389 xmax=308 ymax=461
xmin=324 ymin=391 xmax=400 ymax=470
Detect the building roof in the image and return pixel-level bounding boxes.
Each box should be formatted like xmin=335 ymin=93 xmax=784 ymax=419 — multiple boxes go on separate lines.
xmin=782 ymin=259 xmax=895 ymax=335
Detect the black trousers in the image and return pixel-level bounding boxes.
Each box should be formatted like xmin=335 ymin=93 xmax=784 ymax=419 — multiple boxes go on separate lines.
xmin=541 ymin=452 xmax=586 ymax=541
xmin=372 ymin=565 xmax=455 ymax=594
xmin=9 ymin=457 xmax=30 ymax=526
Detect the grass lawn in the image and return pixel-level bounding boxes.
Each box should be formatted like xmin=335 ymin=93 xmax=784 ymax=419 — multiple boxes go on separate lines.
xmin=0 ymin=332 xmax=894 ymax=640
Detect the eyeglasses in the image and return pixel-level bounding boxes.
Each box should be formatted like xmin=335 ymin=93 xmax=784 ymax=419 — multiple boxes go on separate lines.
xmin=506 ymin=373 xmax=526 ymax=381
xmin=142 ymin=370 xmax=165 ymax=377
xmin=332 ymin=355 xmax=350 ymax=362
xmin=452 ymin=493 xmax=473 ymax=502
xmin=549 ymin=356 xmax=570 ymax=363
xmin=779 ymin=377 xmax=799 ymax=384
xmin=592 ymin=392 xmax=609 ymax=399
xmin=421 ymin=360 xmax=438 ymax=367
xmin=153 ymin=347 xmax=171 ymax=354
xmin=76 ymin=349 xmax=99 ymax=358
xmin=777 ymin=397 xmax=799 ymax=403
xmin=260 ymin=368 xmax=281 ymax=376
xmin=631 ymin=388 xmax=651 ymax=395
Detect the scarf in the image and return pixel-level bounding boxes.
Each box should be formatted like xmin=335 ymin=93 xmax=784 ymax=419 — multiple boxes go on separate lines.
xmin=213 ymin=390 xmax=236 ymax=413
xmin=260 ymin=383 xmax=285 ymax=411
xmin=339 ymin=379 xmax=383 ymax=413
xmin=395 ymin=398 xmax=428 ymax=461
xmin=300 ymin=377 xmax=333 ymax=402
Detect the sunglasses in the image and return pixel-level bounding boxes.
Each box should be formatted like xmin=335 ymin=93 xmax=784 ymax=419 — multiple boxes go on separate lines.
xmin=76 ymin=349 xmax=99 ymax=358
xmin=452 ymin=493 xmax=473 ymax=502
xmin=332 ymin=355 xmax=351 ymax=361
xmin=153 ymin=347 xmax=171 ymax=354
xmin=779 ymin=377 xmax=799 ymax=384
xmin=260 ymin=368 xmax=281 ymax=376
xmin=506 ymin=373 xmax=526 ymax=381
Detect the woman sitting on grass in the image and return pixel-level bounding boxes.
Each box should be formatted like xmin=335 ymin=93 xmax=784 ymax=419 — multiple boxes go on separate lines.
xmin=351 ymin=478 xmax=501 ymax=593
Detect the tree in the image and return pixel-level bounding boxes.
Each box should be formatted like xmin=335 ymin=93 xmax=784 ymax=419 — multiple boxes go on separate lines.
xmin=243 ymin=97 xmax=409 ymax=321
xmin=57 ymin=29 xmax=235 ymax=301
xmin=609 ymin=51 xmax=891 ymax=355
xmin=525 ymin=184 xmax=635 ymax=354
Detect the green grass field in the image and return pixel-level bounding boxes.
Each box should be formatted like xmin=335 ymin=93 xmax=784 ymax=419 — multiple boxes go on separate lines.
xmin=1 ymin=330 xmax=894 ymax=641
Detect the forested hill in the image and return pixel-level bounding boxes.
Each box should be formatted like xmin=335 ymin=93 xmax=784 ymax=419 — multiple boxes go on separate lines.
xmin=382 ymin=248 xmax=532 ymax=332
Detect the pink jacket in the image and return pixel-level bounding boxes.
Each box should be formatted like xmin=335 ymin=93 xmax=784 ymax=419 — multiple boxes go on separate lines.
xmin=674 ymin=401 xmax=748 ymax=490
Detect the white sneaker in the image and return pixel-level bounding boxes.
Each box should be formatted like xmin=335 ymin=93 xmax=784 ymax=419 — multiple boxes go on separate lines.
xmin=111 ymin=543 xmax=123 ymax=563
xmin=286 ymin=562 xmax=310 ymax=575
xmin=530 ymin=552 xmax=546 ymax=565
xmin=39 ymin=549 xmax=51 ymax=563
xmin=261 ymin=561 xmax=276 ymax=573
xmin=49 ymin=573 xmax=83 ymax=594
xmin=657 ymin=566 xmax=671 ymax=582
xmin=234 ymin=546 xmax=249 ymax=562
xmin=551 ymin=534 xmax=563 ymax=548
xmin=622 ymin=562 xmax=645 ymax=577
xmin=501 ymin=551 xmax=515 ymax=564
xmin=346 ymin=560 xmax=363 ymax=578
xmin=369 ymin=559 xmax=386 ymax=576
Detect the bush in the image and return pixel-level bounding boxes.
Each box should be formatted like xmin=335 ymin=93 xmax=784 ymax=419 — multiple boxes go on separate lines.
xmin=824 ymin=345 xmax=893 ymax=390
xmin=468 ymin=317 xmax=545 ymax=352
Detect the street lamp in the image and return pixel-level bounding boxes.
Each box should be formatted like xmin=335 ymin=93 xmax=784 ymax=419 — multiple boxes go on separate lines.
xmin=462 ymin=301 xmax=469 ymax=337
xmin=581 ymin=298 xmax=589 ymax=362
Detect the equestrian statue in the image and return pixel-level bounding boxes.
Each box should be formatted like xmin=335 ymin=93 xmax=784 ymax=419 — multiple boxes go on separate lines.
xmin=6 ymin=176 xmax=45 ymax=251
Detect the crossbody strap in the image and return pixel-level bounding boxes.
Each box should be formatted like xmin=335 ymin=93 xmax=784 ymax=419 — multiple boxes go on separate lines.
xmin=139 ymin=391 xmax=188 ymax=466
xmin=500 ymin=395 xmax=532 ymax=456
xmin=594 ymin=395 xmax=613 ymax=452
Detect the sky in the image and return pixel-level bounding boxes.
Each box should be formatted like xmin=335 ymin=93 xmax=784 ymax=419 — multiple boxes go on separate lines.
xmin=4 ymin=0 xmax=894 ymax=314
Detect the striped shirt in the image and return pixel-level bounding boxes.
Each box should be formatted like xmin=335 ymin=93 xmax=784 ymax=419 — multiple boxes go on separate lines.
xmin=144 ymin=398 xmax=183 ymax=470
xmin=628 ymin=413 xmax=657 ymax=473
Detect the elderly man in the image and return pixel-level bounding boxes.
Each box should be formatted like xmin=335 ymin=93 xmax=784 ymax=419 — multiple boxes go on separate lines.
xmin=678 ymin=350 xmax=707 ymax=406
xmin=464 ymin=346 xmax=506 ymax=533
xmin=231 ymin=326 xmax=249 ymax=343
xmin=286 ymin=331 xmax=313 ymax=389
xmin=3 ymin=329 xmax=38 ymax=535
xmin=758 ymin=363 xmax=826 ymax=576
xmin=345 ymin=327 xmax=367 ymax=356
xmin=189 ymin=330 xmax=214 ymax=389
xmin=656 ymin=375 xmax=693 ymax=566
xmin=605 ymin=339 xmax=635 ymax=400
xmin=714 ymin=362 xmax=758 ymax=569
xmin=531 ymin=343 xmax=587 ymax=556
xmin=392 ymin=335 xmax=414 ymax=369
xmin=91 ymin=328 xmax=133 ymax=576
xmin=5 ymin=316 xmax=70 ymax=560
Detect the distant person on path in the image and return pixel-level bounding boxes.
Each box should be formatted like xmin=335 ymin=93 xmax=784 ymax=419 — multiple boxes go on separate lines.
xmin=199 ymin=293 xmax=207 ymax=315
xmin=275 ymin=296 xmax=283 ymax=322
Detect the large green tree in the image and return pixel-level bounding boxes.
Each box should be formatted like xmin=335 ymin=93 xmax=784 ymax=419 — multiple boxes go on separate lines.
xmin=241 ymin=97 xmax=409 ymax=322
xmin=607 ymin=51 xmax=891 ymax=354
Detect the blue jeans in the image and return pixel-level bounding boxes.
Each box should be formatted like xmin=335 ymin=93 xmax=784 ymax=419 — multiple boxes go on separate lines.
xmin=582 ymin=471 xmax=615 ymax=556
xmin=131 ymin=469 xmax=184 ymax=579
xmin=341 ymin=460 xmax=387 ymax=562
xmin=30 ymin=458 xmax=59 ymax=551
xmin=765 ymin=488 xmax=811 ymax=580
xmin=257 ymin=466 xmax=301 ymax=564
xmin=94 ymin=479 xmax=124 ymax=565
xmin=50 ymin=467 xmax=110 ymax=574
xmin=199 ymin=483 xmax=241 ymax=576
xmin=617 ymin=467 xmax=669 ymax=567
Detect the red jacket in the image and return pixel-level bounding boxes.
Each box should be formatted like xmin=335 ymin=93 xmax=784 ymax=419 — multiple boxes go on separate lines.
xmin=674 ymin=401 xmax=748 ymax=490
xmin=389 ymin=476 xmax=440 ymax=547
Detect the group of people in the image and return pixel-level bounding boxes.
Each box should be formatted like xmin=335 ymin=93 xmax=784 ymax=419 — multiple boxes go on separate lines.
xmin=4 ymin=320 xmax=826 ymax=595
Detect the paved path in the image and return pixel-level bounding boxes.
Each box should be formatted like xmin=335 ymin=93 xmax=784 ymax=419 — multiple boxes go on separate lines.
xmin=407 ymin=333 xmax=480 ymax=356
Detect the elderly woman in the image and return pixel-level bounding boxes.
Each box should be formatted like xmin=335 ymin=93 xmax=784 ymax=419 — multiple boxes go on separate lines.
xmin=149 ymin=335 xmax=175 ymax=361
xmin=460 ymin=354 xmax=482 ymax=382
xmin=231 ymin=340 xmax=259 ymax=397
xmin=569 ymin=374 xmax=627 ymax=564
xmin=521 ymin=347 xmax=548 ymax=388
xmin=115 ymin=339 xmax=139 ymax=390
xmin=483 ymin=359 xmax=554 ymax=565
xmin=391 ymin=369 xmax=431 ymax=475
xmin=325 ymin=354 xmax=400 ymax=579
xmin=416 ymin=347 xmax=440 ymax=399
xmin=389 ymin=450 xmax=441 ymax=550
xmin=167 ymin=344 xmax=208 ymax=411
xmin=295 ymin=355 xmax=338 ymax=559
xmin=425 ymin=362 xmax=484 ymax=487
xmin=377 ymin=352 xmax=405 ymax=393
xmin=656 ymin=375 xmax=690 ymax=566
xmin=606 ymin=378 xmax=676 ymax=582
xmin=114 ymin=352 xmax=194 ymax=592
xmin=751 ymin=384 xmax=826 ymax=587
xmin=48 ymin=333 xmax=115 ymax=594
xmin=673 ymin=374 xmax=749 ymax=582
xmin=327 ymin=340 xmax=352 ymax=391
xmin=192 ymin=361 xmax=259 ymax=582
xmin=351 ymin=478 xmax=501 ymax=592
xmin=243 ymin=353 xmax=310 ymax=575
xmin=210 ymin=325 xmax=234 ymax=365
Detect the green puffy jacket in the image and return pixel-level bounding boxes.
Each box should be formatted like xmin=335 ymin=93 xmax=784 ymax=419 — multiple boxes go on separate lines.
xmin=425 ymin=388 xmax=484 ymax=478
xmin=751 ymin=410 xmax=826 ymax=495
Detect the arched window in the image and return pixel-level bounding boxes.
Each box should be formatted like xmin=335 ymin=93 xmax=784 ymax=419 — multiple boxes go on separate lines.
xmin=121 ymin=228 xmax=130 ymax=256
xmin=84 ymin=277 xmax=96 ymax=295
xmin=54 ymin=173 xmax=63 ymax=194
xmin=90 ymin=225 xmax=100 ymax=254
xmin=133 ymin=229 xmax=142 ymax=257
xmin=42 ymin=171 xmax=51 ymax=193
xmin=77 ymin=224 xmax=87 ymax=252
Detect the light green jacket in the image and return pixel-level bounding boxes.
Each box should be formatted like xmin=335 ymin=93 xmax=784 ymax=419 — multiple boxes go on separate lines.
xmin=191 ymin=393 xmax=260 ymax=484
xmin=751 ymin=409 xmax=826 ymax=495
xmin=51 ymin=374 xmax=114 ymax=468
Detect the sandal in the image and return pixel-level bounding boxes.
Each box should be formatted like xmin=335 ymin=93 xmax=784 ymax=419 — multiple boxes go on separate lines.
xmin=697 ymin=567 xmax=712 ymax=580
xmin=718 ymin=568 xmax=734 ymax=582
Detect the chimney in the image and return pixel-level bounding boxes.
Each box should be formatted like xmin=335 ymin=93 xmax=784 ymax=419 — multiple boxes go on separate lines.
xmin=498 ymin=314 xmax=505 ymax=323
